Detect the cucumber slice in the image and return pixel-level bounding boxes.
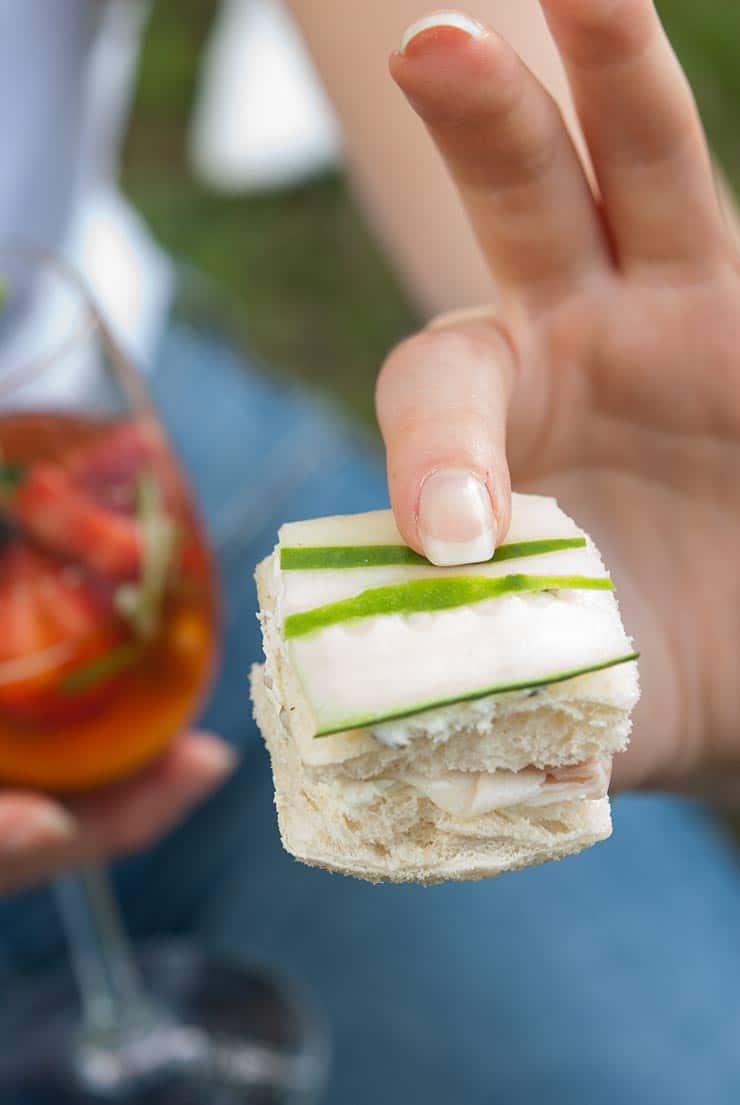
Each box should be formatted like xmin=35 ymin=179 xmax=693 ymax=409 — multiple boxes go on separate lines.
xmin=281 ymin=543 xmax=607 ymax=618
xmin=287 ymin=585 xmax=636 ymax=736
xmin=281 ymin=536 xmax=586 ymax=570
xmin=61 ymin=643 xmax=142 ymax=695
xmin=278 ymin=493 xmax=579 ymax=549
xmin=272 ymin=496 xmax=637 ymax=737
xmin=309 ymin=656 xmax=638 ymax=737
xmin=0 ymin=462 xmax=25 ymax=491
xmin=285 ymin=573 xmax=613 ymax=639
xmin=278 ymin=500 xmax=606 ymax=618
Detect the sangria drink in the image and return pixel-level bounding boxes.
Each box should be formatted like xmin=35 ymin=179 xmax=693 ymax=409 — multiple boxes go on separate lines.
xmin=0 ymin=411 xmax=218 ymax=792
xmin=0 ymin=247 xmax=326 ymax=1105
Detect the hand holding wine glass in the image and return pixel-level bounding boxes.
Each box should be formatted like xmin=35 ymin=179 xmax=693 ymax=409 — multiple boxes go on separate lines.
xmin=0 ymin=267 xmax=229 ymax=893
xmin=0 ymin=730 xmax=234 ymax=895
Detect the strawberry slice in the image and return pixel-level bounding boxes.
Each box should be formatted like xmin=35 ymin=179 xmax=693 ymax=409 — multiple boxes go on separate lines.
xmin=67 ymin=420 xmax=184 ymax=514
xmin=0 ymin=542 xmax=130 ymax=725
xmin=8 ymin=420 xmax=184 ymax=582
xmin=11 ymin=465 xmax=143 ymax=579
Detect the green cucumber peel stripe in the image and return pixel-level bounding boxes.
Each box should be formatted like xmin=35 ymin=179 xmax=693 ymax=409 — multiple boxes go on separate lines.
xmin=0 ymin=461 xmax=25 ymax=491
xmin=284 ymin=573 xmax=613 ymax=639
xmin=61 ymin=643 xmax=142 ymax=695
xmin=280 ymin=536 xmax=587 ymax=570
xmin=311 ymin=652 xmax=640 ymax=737
xmin=114 ymin=470 xmax=179 ymax=641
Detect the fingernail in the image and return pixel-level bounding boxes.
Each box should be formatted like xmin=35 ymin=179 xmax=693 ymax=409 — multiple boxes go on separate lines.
xmin=418 ymin=468 xmax=495 ymax=566
xmin=399 ymin=11 xmax=486 ymax=56
xmin=1 ymin=806 xmax=77 ymax=856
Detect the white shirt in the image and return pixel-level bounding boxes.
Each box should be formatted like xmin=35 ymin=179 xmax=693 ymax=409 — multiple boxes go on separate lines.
xmin=0 ymin=0 xmax=172 ymax=376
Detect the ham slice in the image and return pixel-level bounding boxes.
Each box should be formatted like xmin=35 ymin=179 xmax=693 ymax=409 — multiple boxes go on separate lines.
xmin=403 ymin=758 xmax=611 ymax=819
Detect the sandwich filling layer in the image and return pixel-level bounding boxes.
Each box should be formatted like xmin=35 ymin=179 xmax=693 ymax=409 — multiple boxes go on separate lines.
xmin=269 ymin=497 xmax=637 ymax=737
xmin=337 ymin=758 xmax=610 ymax=819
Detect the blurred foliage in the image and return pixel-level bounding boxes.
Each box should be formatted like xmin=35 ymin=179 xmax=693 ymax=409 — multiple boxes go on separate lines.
xmin=123 ymin=0 xmax=739 ymax=430
xmin=122 ymin=1 xmax=416 ymax=430
xmin=658 ymin=0 xmax=740 ymax=185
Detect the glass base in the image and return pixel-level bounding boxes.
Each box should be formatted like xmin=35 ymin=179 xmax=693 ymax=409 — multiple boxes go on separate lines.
xmin=0 ymin=941 xmax=329 ymax=1105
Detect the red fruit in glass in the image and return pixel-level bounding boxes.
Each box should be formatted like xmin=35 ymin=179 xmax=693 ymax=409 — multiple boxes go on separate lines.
xmin=0 ymin=412 xmax=218 ymax=791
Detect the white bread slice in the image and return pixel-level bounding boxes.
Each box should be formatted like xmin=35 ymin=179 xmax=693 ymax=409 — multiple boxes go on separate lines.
xmin=251 ymin=664 xmax=612 ymax=884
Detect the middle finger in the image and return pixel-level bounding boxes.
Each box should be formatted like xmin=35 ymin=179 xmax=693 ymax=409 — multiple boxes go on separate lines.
xmin=539 ymin=0 xmax=726 ymax=271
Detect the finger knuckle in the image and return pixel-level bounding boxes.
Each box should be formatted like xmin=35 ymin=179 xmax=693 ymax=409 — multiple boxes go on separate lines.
xmin=553 ymin=0 xmax=656 ymax=67
xmin=545 ymin=298 xmax=595 ymax=365
xmin=484 ymin=111 xmax=564 ymax=196
xmin=382 ymin=328 xmax=484 ymax=384
xmin=378 ymin=331 xmax=427 ymax=381
xmin=377 ymin=323 xmax=513 ymax=432
xmin=105 ymin=818 xmax=152 ymax=858
xmin=377 ymin=330 xmax=443 ymax=399
xmin=421 ymin=326 xmax=483 ymax=364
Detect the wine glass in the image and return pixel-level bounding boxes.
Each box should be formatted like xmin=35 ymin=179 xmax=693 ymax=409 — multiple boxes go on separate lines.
xmin=0 ymin=245 xmax=328 ymax=1103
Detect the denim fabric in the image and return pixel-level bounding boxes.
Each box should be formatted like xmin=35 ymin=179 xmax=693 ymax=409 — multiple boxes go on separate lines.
xmin=1 ymin=324 xmax=740 ymax=1104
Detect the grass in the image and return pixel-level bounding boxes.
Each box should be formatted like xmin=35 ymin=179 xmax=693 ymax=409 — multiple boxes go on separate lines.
xmin=122 ymin=0 xmax=740 ymax=431
xmin=121 ymin=175 xmax=416 ymax=428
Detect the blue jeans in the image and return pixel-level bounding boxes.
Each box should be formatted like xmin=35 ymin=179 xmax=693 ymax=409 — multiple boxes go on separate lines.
xmin=1 ymin=324 xmax=740 ymax=1104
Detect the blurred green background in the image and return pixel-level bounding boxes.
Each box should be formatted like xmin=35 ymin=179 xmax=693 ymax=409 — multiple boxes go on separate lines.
xmin=122 ymin=0 xmax=740 ymax=432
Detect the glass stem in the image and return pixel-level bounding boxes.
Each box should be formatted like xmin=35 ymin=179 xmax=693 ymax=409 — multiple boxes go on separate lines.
xmin=53 ymin=865 xmax=156 ymax=1034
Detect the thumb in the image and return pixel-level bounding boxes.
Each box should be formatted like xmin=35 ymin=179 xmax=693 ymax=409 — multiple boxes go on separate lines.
xmin=376 ymin=311 xmax=515 ymax=566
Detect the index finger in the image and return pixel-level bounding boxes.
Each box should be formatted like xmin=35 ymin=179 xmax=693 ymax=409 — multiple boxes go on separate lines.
xmin=390 ymin=13 xmax=609 ymax=307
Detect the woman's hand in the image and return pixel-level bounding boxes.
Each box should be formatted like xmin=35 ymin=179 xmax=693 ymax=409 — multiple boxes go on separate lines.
xmin=0 ymin=733 xmax=234 ymax=895
xmin=379 ymin=3 xmax=740 ymax=796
